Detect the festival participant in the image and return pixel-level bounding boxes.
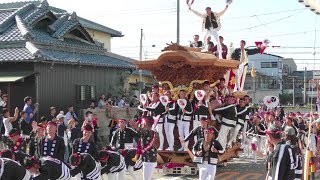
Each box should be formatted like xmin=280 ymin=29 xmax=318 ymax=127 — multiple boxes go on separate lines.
xmin=6 ymin=128 xmax=28 ymax=153
xmin=228 ymin=98 xmax=250 ymax=146
xmin=284 ymin=127 xmax=302 ymax=180
xmin=23 ymin=156 xmax=71 ymax=180
xmin=72 ymin=124 xmax=98 ymax=159
xmin=282 ymin=117 xmax=299 ymax=136
xmin=121 ymin=148 xmax=143 ymax=180
xmin=163 ymin=90 xmax=177 ymax=151
xmin=214 ymin=95 xmax=237 ymax=150
xmin=38 ymin=121 xmax=65 ymax=160
xmin=206 ymin=36 xmax=215 ymax=52
xmin=190 ymin=34 xmax=203 ymax=48
xmin=69 ymin=153 xmax=101 ymax=180
xmin=139 ymin=92 xmax=165 ymax=150
xmin=192 ymin=97 xmax=209 ymax=142
xmin=193 ymin=127 xmax=223 ymax=180
xmin=231 ymin=40 xmax=262 ymax=91
xmin=0 ymin=149 xmax=29 ymax=165
xmin=215 ymin=78 xmax=229 ymax=101
xmin=247 ymin=115 xmax=266 ymax=162
xmin=212 ymin=36 xmax=228 ymax=59
xmin=29 ymin=123 xmax=45 ymax=159
xmin=110 ymin=118 xmax=139 ymax=150
xmin=0 ymin=157 xmax=31 ymax=180
xmin=183 ymin=117 xmax=218 ymax=143
xmin=99 ymin=150 xmax=126 ymax=180
xmin=265 ymin=125 xmax=295 ymax=180
xmin=188 ymin=4 xmax=229 ymax=58
xmin=177 ymin=89 xmax=193 ymax=151
xmin=130 ymin=116 xmax=159 ymax=180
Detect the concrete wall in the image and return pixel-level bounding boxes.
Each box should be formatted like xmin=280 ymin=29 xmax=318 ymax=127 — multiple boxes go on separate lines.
xmin=248 ymin=53 xmax=282 ymax=78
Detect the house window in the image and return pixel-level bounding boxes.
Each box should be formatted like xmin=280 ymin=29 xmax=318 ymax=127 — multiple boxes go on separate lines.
xmin=76 ymin=85 xmax=96 ymax=101
xmin=88 ymin=86 xmax=96 ymax=100
xmin=79 ymin=85 xmax=86 ymax=101
xmin=261 ymin=62 xmax=278 ymax=68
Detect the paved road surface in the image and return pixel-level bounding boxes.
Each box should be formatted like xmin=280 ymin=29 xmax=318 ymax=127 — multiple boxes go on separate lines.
xmin=73 ymin=157 xmax=266 ymax=180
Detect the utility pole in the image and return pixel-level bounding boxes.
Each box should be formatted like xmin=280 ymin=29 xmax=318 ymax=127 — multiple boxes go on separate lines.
xmin=303 ymin=67 xmax=307 ymax=105
xmin=177 ymin=0 xmax=180 ymax=44
xmin=139 ymin=29 xmax=143 ymax=94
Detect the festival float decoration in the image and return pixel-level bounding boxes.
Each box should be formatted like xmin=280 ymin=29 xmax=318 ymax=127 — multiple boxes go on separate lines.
xmin=134 ymin=43 xmax=244 ymax=172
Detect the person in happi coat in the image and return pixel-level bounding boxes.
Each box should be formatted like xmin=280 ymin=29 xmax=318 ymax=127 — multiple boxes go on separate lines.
xmin=69 ymin=153 xmax=101 ymax=180
xmin=193 ymin=127 xmax=223 ymax=180
xmin=38 ymin=121 xmax=65 ymax=160
xmin=72 ymin=124 xmax=98 ymax=159
xmin=0 ymin=157 xmax=31 ymax=180
xmin=23 ymin=156 xmax=71 ymax=180
xmin=99 ymin=150 xmax=126 ymax=180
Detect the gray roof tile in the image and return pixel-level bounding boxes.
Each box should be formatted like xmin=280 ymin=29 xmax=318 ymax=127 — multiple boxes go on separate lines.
xmin=0 ymin=1 xmax=123 ymax=37
xmin=0 ymin=10 xmax=15 ymax=22
xmin=0 ymin=1 xmax=134 ymax=69
xmin=0 ymin=48 xmax=34 ymax=61
xmin=23 ymin=6 xmax=50 ymax=25
xmin=0 ymin=25 xmax=24 ymax=41
xmin=40 ymin=48 xmax=135 ymax=68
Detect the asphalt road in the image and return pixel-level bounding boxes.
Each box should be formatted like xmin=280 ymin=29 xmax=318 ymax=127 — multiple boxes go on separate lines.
xmin=87 ymin=156 xmax=267 ymax=180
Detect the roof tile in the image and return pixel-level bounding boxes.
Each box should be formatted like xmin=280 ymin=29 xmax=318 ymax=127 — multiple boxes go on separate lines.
xmin=0 ymin=48 xmax=34 ymax=61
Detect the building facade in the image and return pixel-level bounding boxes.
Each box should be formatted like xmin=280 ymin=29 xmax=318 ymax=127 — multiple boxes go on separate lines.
xmin=0 ymin=0 xmax=135 ymax=115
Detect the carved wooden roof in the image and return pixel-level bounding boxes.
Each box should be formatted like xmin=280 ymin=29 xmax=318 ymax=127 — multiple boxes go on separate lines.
xmin=134 ymin=43 xmax=241 ymax=86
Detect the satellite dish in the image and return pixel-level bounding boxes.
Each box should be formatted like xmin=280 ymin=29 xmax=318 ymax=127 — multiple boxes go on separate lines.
xmin=263 ymin=95 xmax=279 ymax=108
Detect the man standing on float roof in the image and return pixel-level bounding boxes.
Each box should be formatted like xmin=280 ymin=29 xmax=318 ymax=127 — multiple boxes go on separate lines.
xmin=188 ymin=3 xmax=229 ymax=59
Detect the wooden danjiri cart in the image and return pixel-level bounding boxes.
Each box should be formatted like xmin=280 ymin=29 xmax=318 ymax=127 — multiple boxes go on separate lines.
xmin=134 ymin=43 xmax=243 ymax=175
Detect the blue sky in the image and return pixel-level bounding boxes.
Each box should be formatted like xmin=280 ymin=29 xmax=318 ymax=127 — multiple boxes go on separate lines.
xmin=4 ymin=0 xmax=320 ymax=70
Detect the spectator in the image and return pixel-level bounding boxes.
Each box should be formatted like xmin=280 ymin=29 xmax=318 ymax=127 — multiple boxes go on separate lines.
xmin=92 ymin=114 xmax=99 ymax=143
xmin=22 ymin=96 xmax=37 ymax=124
xmin=56 ymin=113 xmax=69 ymax=162
xmin=65 ymin=105 xmax=78 ymax=125
xmin=88 ymin=101 xmax=96 ymax=110
xmin=0 ymin=92 xmax=8 ymax=135
xmin=190 ymin=34 xmax=203 ymax=48
xmin=20 ymin=111 xmax=32 ymax=138
xmin=2 ymin=108 xmax=19 ymax=136
xmin=98 ymin=94 xmax=107 ymax=109
xmin=118 ymin=95 xmax=126 ymax=108
xmin=47 ymin=107 xmax=56 ymax=122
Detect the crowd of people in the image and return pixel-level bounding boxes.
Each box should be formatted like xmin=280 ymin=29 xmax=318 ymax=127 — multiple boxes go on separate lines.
xmin=0 ymin=76 xmax=313 ymax=180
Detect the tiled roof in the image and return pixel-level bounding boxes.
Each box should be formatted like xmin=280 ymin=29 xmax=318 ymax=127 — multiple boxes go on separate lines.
xmin=0 ymin=10 xmax=15 ymax=22
xmin=40 ymin=48 xmax=135 ymax=68
xmin=0 ymin=48 xmax=34 ymax=61
xmin=0 ymin=24 xmax=24 ymax=41
xmin=0 ymin=1 xmax=134 ymax=69
xmin=0 ymin=1 xmax=123 ymax=37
